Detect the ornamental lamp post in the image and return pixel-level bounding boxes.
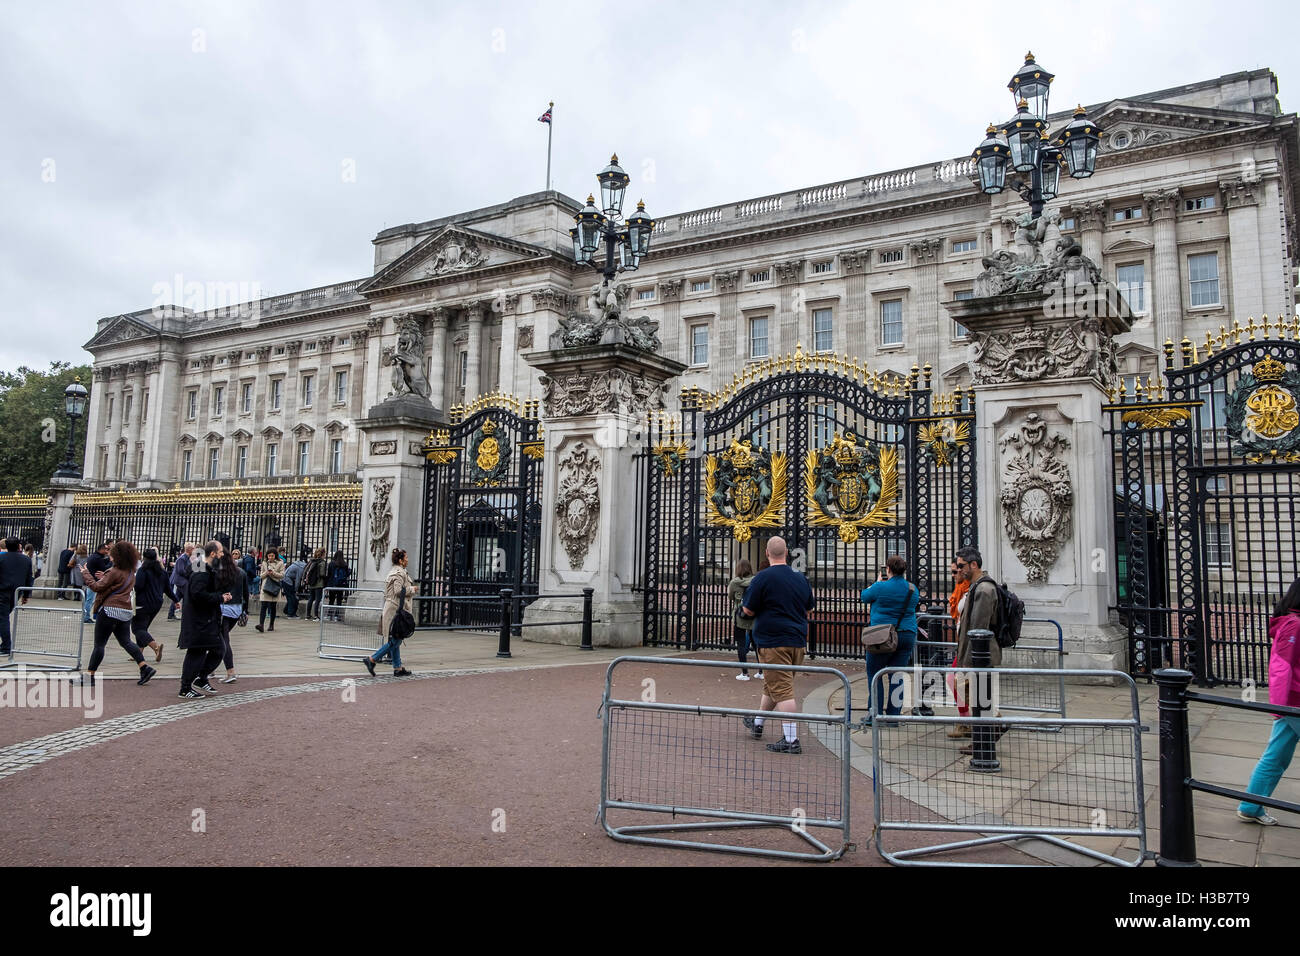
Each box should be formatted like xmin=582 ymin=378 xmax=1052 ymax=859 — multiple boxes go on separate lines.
xmin=53 ymin=378 xmax=89 ymax=480
xmin=972 ymin=52 xmax=1101 ymax=220
xmin=571 ymin=155 xmax=654 ymax=281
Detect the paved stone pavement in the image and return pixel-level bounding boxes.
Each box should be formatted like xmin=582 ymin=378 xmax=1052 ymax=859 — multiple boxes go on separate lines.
xmin=5 ymin=597 xmax=1298 ymax=865
xmin=825 ymin=672 xmax=1300 ymax=867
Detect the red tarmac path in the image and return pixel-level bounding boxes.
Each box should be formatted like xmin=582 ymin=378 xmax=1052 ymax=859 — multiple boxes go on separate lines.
xmin=0 ymin=657 xmax=1028 ymax=866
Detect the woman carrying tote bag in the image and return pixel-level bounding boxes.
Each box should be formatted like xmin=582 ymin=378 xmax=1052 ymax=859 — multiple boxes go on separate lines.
xmin=364 ymin=548 xmax=414 ymax=678
xmin=859 ymin=555 xmax=919 ymax=723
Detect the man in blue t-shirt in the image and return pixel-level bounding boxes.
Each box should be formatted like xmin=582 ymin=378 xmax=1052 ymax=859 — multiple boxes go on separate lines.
xmin=739 ymin=535 xmax=815 ymax=755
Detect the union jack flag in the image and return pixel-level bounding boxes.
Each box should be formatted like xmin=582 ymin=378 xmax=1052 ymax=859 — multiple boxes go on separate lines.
xmin=537 ymin=104 xmax=553 ymax=124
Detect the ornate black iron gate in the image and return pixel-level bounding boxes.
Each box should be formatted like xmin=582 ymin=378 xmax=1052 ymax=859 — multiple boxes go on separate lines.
xmin=1108 ymin=318 xmax=1300 ymax=685
xmin=638 ymin=346 xmax=977 ymax=658
xmin=420 ymin=394 xmax=544 ymax=627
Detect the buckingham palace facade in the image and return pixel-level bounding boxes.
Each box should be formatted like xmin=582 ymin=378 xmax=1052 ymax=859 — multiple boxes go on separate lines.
xmin=81 ymin=68 xmax=1297 ymax=488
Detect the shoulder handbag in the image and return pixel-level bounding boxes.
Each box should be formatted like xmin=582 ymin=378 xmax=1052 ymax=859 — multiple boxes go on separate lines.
xmin=389 ymin=586 xmax=416 ymax=642
xmin=262 ymin=575 xmax=282 ymax=597
xmin=861 ymin=583 xmax=915 ymax=655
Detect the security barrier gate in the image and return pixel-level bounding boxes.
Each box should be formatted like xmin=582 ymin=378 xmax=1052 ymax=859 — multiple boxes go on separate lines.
xmin=599 ymin=656 xmax=852 ymax=862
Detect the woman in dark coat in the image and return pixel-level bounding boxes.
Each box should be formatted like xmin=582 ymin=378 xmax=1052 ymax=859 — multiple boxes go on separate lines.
xmin=178 ymin=541 xmax=228 ymax=699
xmin=131 ymin=547 xmax=175 ymax=663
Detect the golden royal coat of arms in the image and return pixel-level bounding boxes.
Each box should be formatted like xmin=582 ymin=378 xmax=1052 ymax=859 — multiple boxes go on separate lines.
xmin=805 ymin=431 xmax=898 ymax=543
xmin=467 ymin=418 xmax=512 ymax=486
xmin=1225 ymin=355 xmax=1300 ymax=463
xmin=704 ymin=439 xmax=787 ymax=542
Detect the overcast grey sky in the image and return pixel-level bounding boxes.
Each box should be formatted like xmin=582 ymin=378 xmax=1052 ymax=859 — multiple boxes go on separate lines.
xmin=1 ymin=0 xmax=1296 ymax=371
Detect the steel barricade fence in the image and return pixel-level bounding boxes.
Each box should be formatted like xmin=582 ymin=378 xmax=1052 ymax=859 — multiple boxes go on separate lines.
xmin=871 ymin=666 xmax=1146 ymax=867
xmin=914 ymin=615 xmax=1067 ymax=720
xmin=3 ymin=588 xmax=86 ymax=672
xmin=317 ymin=587 xmax=385 ymax=660
xmin=599 ymin=656 xmax=852 ymax=862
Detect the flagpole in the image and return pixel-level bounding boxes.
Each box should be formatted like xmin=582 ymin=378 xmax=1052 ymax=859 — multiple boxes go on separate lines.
xmin=545 ymin=101 xmax=554 ymax=191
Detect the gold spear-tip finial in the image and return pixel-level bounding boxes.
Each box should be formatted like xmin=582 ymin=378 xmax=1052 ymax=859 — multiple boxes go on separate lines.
xmin=610 ymin=153 xmax=619 ymax=164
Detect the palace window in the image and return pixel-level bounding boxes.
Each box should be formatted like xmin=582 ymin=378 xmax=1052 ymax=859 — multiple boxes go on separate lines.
xmin=213 ymin=385 xmax=224 ymax=417
xmin=1060 ymin=217 xmax=1076 ymax=230
xmin=182 ymin=450 xmax=192 ymax=481
xmin=237 ymin=445 xmax=248 ymax=478
xmin=1204 ymin=522 xmax=1233 ymax=568
xmin=748 ymin=269 xmax=770 ymax=284
xmin=241 ymin=382 xmax=252 ymax=414
xmin=302 ymin=374 xmax=314 ymax=407
xmin=690 ymin=325 xmax=709 ymax=366
xmin=186 ymin=391 xmax=197 ymax=421
xmin=266 ymin=443 xmax=278 ymax=477
xmin=334 ymin=370 xmax=348 ymax=404
xmin=141 ymin=390 xmax=149 ymax=423
xmin=458 ymin=351 xmax=468 ymax=388
xmin=810 ymin=403 xmax=836 ymax=449
xmin=298 ymin=441 xmax=310 ymax=475
xmin=331 ymin=439 xmax=343 ymax=475
xmin=884 ymin=535 xmax=907 ymax=561
xmin=270 ymin=379 xmax=283 ymax=411
xmin=813 ymin=307 xmax=833 ymax=352
xmin=952 ymin=238 xmax=978 ymax=254
xmin=208 ymin=447 xmax=219 ymax=480
xmin=814 ymin=538 xmax=837 ymax=567
xmin=1113 ymin=205 xmax=1143 ymax=222
xmin=811 ymin=260 xmax=834 ymax=274
xmin=1116 ymin=263 xmax=1146 ymax=314
xmin=274 ymin=346 xmax=285 ymax=356
xmin=118 ymin=448 xmax=128 ymax=478
xmin=690 ymin=278 xmax=711 ymax=293
xmin=880 ymin=299 xmax=904 ymax=346
xmin=749 ymin=316 xmax=769 ymax=359
xmin=1185 ymin=195 xmax=1217 ymax=212
xmin=637 ymin=288 xmax=655 ymax=301
xmin=747 ymin=408 xmax=773 ymax=448
xmin=1188 ymin=252 xmax=1220 ymax=307
xmin=123 ymin=394 xmax=132 ymax=426
xmin=305 ymin=341 xmax=316 ymax=352
xmin=952 ymin=289 xmax=974 ymax=339
xmin=337 ymin=336 xmax=349 ymax=347
xmin=879 ymin=249 xmax=903 ymax=264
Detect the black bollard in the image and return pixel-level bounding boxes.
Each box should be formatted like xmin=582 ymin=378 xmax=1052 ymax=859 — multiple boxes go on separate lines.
xmin=968 ymin=627 xmax=1000 ymax=773
xmin=497 ymin=588 xmax=513 ymax=659
xmin=580 ymin=587 xmax=594 ymax=651
xmin=1155 ymin=668 xmax=1199 ymax=867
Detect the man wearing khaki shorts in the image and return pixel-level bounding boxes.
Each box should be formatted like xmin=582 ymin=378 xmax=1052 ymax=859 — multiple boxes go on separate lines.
xmin=739 ymin=536 xmax=815 ymax=754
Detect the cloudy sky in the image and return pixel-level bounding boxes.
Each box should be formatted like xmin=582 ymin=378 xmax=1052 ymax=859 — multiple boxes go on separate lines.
xmin=2 ymin=0 xmax=1296 ymax=370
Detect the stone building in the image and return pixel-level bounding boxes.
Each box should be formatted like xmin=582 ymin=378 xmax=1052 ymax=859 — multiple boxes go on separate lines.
xmin=82 ymin=68 xmax=1297 ymax=488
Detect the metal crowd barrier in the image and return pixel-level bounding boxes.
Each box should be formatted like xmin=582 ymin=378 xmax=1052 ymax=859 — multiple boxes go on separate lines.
xmin=871 ymin=663 xmax=1147 ymax=867
xmin=1155 ymin=668 xmax=1300 ymax=866
xmin=317 ymin=587 xmax=385 ymax=661
xmin=914 ymin=613 xmax=1067 ymax=720
xmin=599 ymin=656 xmax=852 ymax=862
xmin=3 ymin=588 xmax=86 ymax=672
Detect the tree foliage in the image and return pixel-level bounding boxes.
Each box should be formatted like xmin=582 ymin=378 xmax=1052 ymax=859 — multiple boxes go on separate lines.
xmin=0 ymin=362 xmax=93 ymax=494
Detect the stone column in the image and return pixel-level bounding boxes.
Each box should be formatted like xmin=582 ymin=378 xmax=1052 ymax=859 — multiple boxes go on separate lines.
xmin=909 ymin=238 xmax=942 ymax=370
xmin=464 ymin=302 xmax=485 ymax=401
xmin=426 ymin=307 xmax=448 ymax=414
xmin=125 ymin=360 xmax=147 ymax=481
xmin=82 ymin=367 xmax=107 ymax=479
xmin=841 ymin=249 xmax=870 ymax=359
xmin=496 ymin=293 xmax=521 ymax=394
xmin=658 ymin=280 xmax=683 ymax=365
xmin=714 ymin=271 xmax=741 ymax=379
xmin=522 ymin=343 xmax=686 ymax=646
xmin=1145 ymin=188 xmax=1183 ymax=349
xmin=949 ymin=283 xmax=1132 ymax=673
xmin=775 ymin=259 xmax=804 ymax=354
xmin=1220 ymin=177 xmax=1262 ymax=319
xmin=39 ymin=485 xmax=78 ymax=589
xmin=1075 ymin=200 xmax=1107 ymax=267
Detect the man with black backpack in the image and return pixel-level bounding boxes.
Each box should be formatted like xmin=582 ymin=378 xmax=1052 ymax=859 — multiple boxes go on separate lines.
xmin=954 ymin=547 xmax=1008 ymax=755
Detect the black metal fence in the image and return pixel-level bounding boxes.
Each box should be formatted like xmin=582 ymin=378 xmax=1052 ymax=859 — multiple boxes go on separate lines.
xmin=65 ymin=482 xmax=362 ymax=575
xmin=1108 ymin=321 xmax=1300 ymax=685
xmin=637 ymin=346 xmax=977 ymax=658
xmin=420 ymin=393 xmax=544 ymax=627
xmin=0 ymin=495 xmax=48 ymax=550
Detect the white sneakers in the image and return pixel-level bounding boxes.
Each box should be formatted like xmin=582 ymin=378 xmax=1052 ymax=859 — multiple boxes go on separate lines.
xmin=735 ymin=673 xmax=750 ymax=681
xmin=1237 ymin=809 xmax=1279 ymax=825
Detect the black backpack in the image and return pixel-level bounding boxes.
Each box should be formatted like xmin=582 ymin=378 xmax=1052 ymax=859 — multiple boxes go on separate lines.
xmin=976 ymin=577 xmax=1025 ymax=649
xmin=389 ymin=587 xmax=415 ymax=642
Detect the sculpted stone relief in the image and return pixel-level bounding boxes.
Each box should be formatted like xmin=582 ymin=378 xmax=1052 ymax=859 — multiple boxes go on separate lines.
xmin=970 ymin=318 xmax=1118 ymax=386
xmin=999 ymin=413 xmax=1072 ymax=584
xmin=555 ymin=442 xmax=601 ymax=570
xmin=975 ymin=209 xmax=1103 ymax=298
xmin=539 ymin=368 xmax=668 ymax=418
xmin=367 ymin=477 xmax=394 ymax=572
xmin=422 ymin=236 xmax=487 ymax=276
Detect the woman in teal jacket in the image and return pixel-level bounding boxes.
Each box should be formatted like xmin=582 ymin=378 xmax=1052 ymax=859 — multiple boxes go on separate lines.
xmin=860 ymin=554 xmax=919 ymax=720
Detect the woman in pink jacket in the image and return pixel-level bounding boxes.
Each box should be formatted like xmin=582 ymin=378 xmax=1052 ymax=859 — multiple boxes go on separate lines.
xmin=1238 ymin=579 xmax=1300 ymax=825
